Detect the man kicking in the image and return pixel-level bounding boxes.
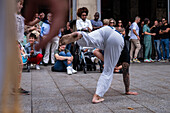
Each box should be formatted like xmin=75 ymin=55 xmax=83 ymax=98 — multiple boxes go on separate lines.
xmin=60 ymin=17 xmax=124 ymax=103
xmin=93 ymin=19 xmax=138 ymax=95
xmin=94 ymin=43 xmax=138 ymax=95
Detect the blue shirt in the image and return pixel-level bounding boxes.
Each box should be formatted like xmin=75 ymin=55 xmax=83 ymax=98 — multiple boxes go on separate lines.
xmin=91 ymin=19 xmax=103 ymax=28
xmin=130 ymin=22 xmax=139 ymax=40
xmin=25 ymin=41 xmax=42 ymax=56
xmin=40 ymin=20 xmax=50 ymax=37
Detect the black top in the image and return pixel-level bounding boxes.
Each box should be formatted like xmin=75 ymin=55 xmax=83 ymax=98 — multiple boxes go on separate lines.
xmin=159 ymin=24 xmax=169 ymax=39
xmin=151 ymin=26 xmax=160 ymax=40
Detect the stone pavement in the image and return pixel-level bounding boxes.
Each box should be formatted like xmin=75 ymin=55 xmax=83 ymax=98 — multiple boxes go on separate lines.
xmin=21 ymin=62 xmax=170 ymax=113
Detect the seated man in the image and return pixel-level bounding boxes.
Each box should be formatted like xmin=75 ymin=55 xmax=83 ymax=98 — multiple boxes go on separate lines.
xmin=25 ymin=33 xmax=43 ymax=70
xmin=51 ymin=45 xmax=77 ymax=75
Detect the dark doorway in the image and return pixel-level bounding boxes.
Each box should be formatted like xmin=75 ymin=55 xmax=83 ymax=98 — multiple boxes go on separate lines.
xmin=101 ymin=0 xmax=131 ymax=25
xmin=139 ymin=0 xmax=152 ymax=20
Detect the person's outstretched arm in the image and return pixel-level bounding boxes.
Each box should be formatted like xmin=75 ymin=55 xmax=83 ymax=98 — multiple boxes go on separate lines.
xmin=24 ymin=0 xmax=68 ymax=50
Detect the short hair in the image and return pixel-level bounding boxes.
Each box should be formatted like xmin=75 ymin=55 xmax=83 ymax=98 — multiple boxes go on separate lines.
xmin=103 ymin=19 xmax=109 ymax=25
xmin=144 ymin=18 xmax=150 ymax=24
xmin=94 ymin=12 xmax=99 ymax=16
xmin=109 ymin=18 xmax=116 ymax=26
xmin=77 ymin=7 xmax=89 ymax=18
xmin=29 ymin=33 xmax=36 ymax=39
xmin=135 ymin=16 xmax=140 ymax=21
xmin=47 ymin=13 xmax=52 ymax=17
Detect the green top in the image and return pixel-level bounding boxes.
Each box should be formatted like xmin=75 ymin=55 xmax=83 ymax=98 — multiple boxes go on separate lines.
xmin=143 ymin=24 xmax=151 ymax=38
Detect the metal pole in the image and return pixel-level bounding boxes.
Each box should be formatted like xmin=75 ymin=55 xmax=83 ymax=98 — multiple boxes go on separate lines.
xmin=168 ymin=0 xmax=169 ymax=23
xmin=72 ymin=0 xmax=77 ymax=20
xmin=97 ymin=0 xmax=101 ymax=19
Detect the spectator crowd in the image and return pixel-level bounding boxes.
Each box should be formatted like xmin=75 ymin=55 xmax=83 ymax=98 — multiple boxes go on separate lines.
xmin=14 ymin=0 xmax=170 ymax=98
xmin=17 ymin=6 xmax=170 ymax=94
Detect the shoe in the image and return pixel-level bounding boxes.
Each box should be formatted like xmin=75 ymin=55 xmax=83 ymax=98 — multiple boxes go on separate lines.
xmin=157 ymin=59 xmax=161 ymax=62
xmin=18 ymin=88 xmax=30 ymax=95
xmin=133 ymin=58 xmax=141 ymax=63
xmin=130 ymin=60 xmax=133 ymax=63
xmin=31 ymin=64 xmax=34 ymax=67
xmin=72 ymin=68 xmax=77 ymax=74
xmin=36 ymin=65 xmax=40 ymax=70
xmin=165 ymin=59 xmax=169 ymax=62
xmin=160 ymin=59 xmax=166 ymax=62
xmin=43 ymin=63 xmax=48 ymax=66
xmin=149 ymin=58 xmax=154 ymax=62
xmin=67 ymin=66 xmax=72 ymax=75
xmin=144 ymin=59 xmax=151 ymax=63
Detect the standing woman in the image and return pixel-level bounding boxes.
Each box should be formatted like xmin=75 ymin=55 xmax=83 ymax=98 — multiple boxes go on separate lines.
xmin=76 ymin=7 xmax=93 ymax=32
xmin=143 ymin=18 xmax=156 ymax=62
xmin=116 ymin=20 xmax=125 ymax=36
xmin=109 ymin=18 xmax=116 ymax=28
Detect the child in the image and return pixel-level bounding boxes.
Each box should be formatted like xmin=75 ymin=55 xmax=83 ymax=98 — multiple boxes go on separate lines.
xmin=25 ymin=33 xmax=43 ymax=70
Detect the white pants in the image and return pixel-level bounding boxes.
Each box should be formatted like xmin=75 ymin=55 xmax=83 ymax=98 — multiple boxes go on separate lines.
xmin=77 ymin=26 xmax=124 ymax=97
xmin=43 ymin=36 xmax=59 ymax=64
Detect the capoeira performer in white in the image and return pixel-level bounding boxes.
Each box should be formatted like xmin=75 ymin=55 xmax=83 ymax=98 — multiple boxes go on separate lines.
xmin=60 ymin=21 xmax=124 ymax=104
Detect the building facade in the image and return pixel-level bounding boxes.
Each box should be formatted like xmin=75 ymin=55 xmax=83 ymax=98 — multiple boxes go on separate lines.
xmin=70 ymin=0 xmax=169 ymax=24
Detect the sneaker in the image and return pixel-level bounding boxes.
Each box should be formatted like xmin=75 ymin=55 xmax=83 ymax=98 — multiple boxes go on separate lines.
xmin=165 ymin=59 xmax=169 ymax=62
xmin=157 ymin=59 xmax=161 ymax=62
xmin=144 ymin=59 xmax=151 ymax=63
xmin=133 ymin=58 xmax=141 ymax=63
xmin=36 ymin=65 xmax=40 ymax=70
xmin=130 ymin=60 xmax=133 ymax=63
xmin=18 ymin=88 xmax=30 ymax=95
xmin=149 ymin=58 xmax=154 ymax=62
xmin=160 ymin=59 xmax=166 ymax=62
xmin=67 ymin=66 xmax=72 ymax=75
xmin=72 ymin=68 xmax=77 ymax=74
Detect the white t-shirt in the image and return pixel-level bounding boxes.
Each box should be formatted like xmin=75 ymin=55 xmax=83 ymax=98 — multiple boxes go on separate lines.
xmin=15 ymin=14 xmax=25 ymax=42
xmin=130 ymin=22 xmax=139 ymax=40
xmin=76 ymin=18 xmax=93 ymax=31
xmin=77 ymin=26 xmax=124 ymax=50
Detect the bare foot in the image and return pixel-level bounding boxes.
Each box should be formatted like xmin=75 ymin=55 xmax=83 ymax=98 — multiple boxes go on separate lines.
xmin=60 ymin=32 xmax=82 ymax=45
xmin=92 ymin=94 xmax=105 ymax=104
xmin=125 ymin=92 xmax=138 ymax=95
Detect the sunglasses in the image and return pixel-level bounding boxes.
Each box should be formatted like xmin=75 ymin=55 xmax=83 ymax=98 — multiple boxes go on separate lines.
xmin=82 ymin=15 xmax=87 ymax=16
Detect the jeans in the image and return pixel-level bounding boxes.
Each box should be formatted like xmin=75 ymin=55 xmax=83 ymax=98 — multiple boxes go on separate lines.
xmin=125 ymin=40 xmax=130 ymax=52
xmin=53 ymin=51 xmax=72 ymax=72
xmin=154 ymin=40 xmax=161 ymax=60
xmin=66 ymin=43 xmax=72 ymax=51
xmin=160 ymin=38 xmax=169 ymax=59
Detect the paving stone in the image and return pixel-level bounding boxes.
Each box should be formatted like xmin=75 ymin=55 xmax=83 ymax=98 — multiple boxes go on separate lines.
xmin=21 ymin=63 xmax=170 ymax=113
